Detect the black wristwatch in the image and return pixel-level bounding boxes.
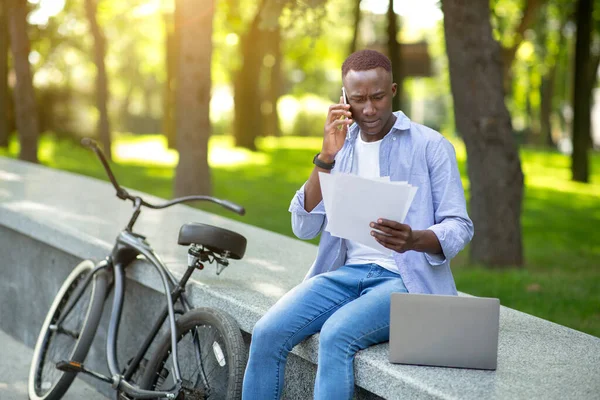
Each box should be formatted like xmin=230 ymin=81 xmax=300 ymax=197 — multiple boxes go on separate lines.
xmin=313 ymin=153 xmax=336 ymax=170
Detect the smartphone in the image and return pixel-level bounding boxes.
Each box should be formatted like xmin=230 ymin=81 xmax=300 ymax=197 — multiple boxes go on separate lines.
xmin=340 ymin=87 xmax=349 ymax=126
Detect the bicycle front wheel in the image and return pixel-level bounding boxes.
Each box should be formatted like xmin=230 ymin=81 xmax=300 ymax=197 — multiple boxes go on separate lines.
xmin=28 ymin=260 xmax=108 ymax=400
xmin=139 ymin=308 xmax=247 ymax=400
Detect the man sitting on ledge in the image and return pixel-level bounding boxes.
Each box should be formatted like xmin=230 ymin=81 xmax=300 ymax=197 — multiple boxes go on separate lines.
xmin=242 ymin=49 xmax=474 ymax=400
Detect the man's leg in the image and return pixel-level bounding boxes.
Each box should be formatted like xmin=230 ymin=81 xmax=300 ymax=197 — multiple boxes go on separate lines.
xmin=314 ymin=266 xmax=408 ymax=400
xmin=242 ymin=265 xmax=368 ymax=400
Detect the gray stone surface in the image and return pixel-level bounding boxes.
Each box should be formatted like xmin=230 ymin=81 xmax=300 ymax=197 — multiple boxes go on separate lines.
xmin=1 ymin=156 xmax=599 ymax=399
xmin=0 ymin=328 xmax=108 ymax=399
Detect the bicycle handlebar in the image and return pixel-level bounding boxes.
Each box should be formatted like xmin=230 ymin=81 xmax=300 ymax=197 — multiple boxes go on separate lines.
xmin=81 ymin=138 xmax=246 ymax=216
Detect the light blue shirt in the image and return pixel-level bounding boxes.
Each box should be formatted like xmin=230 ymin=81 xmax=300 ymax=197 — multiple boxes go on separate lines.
xmin=288 ymin=111 xmax=474 ymax=295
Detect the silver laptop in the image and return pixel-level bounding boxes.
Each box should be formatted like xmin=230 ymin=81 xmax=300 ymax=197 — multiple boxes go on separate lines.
xmin=389 ymin=293 xmax=500 ymax=370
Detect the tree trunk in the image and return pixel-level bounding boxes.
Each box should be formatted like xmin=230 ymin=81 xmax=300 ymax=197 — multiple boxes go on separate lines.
xmin=571 ymin=0 xmax=593 ymax=183
xmin=442 ymin=0 xmax=524 ymax=267
xmin=387 ymin=0 xmax=402 ymax=112
xmin=173 ymin=0 xmax=214 ymax=197
xmin=264 ymin=26 xmax=282 ymax=137
xmin=0 ymin=1 xmax=9 ymax=148
xmin=163 ymin=11 xmax=178 ymax=149
xmin=233 ymin=0 xmax=267 ymax=150
xmin=540 ymin=71 xmax=555 ymax=147
xmin=7 ymin=0 xmax=39 ymax=163
xmin=84 ymin=0 xmax=112 ymax=160
xmin=349 ymin=0 xmax=362 ymax=55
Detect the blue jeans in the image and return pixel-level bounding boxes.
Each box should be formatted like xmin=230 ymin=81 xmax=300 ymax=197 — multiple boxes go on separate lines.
xmin=242 ymin=264 xmax=408 ymax=400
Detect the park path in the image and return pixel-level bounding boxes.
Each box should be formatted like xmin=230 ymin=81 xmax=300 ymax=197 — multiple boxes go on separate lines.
xmin=0 ymin=329 xmax=108 ymax=399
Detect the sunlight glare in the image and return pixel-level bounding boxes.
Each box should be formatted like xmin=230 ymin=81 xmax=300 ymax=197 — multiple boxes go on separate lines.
xmin=115 ymin=139 xmax=178 ymax=166
xmin=209 ymin=146 xmax=268 ymax=168
xmin=225 ymin=33 xmax=239 ymax=46
xmin=132 ymin=0 xmax=162 ymax=18
xmin=113 ymin=135 xmax=269 ymax=169
xmin=28 ymin=0 xmax=65 ymax=26
xmin=361 ymin=0 xmax=442 ymax=30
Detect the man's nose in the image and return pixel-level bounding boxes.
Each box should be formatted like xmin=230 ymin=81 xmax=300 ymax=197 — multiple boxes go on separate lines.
xmin=363 ymin=101 xmax=376 ymax=116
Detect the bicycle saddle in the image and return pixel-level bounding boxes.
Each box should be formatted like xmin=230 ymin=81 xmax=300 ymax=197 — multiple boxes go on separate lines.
xmin=178 ymin=223 xmax=247 ymax=260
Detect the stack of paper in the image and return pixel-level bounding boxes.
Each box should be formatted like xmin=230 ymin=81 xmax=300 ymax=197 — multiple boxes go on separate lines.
xmin=319 ymin=172 xmax=418 ymax=255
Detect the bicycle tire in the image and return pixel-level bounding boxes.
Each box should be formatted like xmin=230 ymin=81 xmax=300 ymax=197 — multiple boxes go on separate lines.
xmin=28 ymin=260 xmax=109 ymax=400
xmin=139 ymin=308 xmax=247 ymax=400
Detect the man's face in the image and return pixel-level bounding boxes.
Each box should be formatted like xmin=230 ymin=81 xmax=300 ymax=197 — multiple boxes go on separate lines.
xmin=343 ymin=68 xmax=397 ymax=141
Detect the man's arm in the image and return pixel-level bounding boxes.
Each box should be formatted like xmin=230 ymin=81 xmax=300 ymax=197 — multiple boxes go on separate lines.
xmin=288 ymin=100 xmax=353 ymax=239
xmin=303 ymin=100 xmax=352 ymax=212
xmin=371 ymin=137 xmax=473 ymax=260
xmin=303 ymin=154 xmax=335 ymax=212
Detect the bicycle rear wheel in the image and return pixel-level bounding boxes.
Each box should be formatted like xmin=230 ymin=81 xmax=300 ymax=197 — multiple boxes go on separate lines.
xmin=28 ymin=260 xmax=108 ymax=400
xmin=139 ymin=308 xmax=247 ymax=400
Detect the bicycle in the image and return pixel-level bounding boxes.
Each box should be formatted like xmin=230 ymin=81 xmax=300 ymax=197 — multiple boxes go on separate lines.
xmin=28 ymin=138 xmax=249 ymax=400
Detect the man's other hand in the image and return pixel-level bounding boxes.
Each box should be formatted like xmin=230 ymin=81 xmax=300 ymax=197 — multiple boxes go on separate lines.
xmin=370 ymin=219 xmax=415 ymax=253
xmin=370 ymin=219 xmax=443 ymax=255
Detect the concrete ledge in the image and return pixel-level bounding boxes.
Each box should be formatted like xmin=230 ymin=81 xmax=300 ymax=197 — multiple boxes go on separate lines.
xmin=1 ymin=156 xmax=599 ymax=399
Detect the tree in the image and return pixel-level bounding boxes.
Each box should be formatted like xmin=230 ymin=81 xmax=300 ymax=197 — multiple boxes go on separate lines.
xmin=349 ymin=0 xmax=362 ymax=55
xmin=498 ymin=0 xmax=546 ymax=92
xmin=84 ymin=0 xmax=112 ymax=160
xmin=387 ymin=0 xmax=402 ymax=112
xmin=0 ymin=0 xmax=9 ymax=148
xmin=173 ymin=0 xmax=214 ymax=197
xmin=571 ymin=0 xmax=594 ymax=183
xmin=442 ymin=0 xmax=524 ymax=267
xmin=7 ymin=0 xmax=39 ymax=163
xmin=233 ymin=0 xmax=268 ymax=150
xmin=263 ymin=25 xmax=282 ymax=137
xmin=163 ymin=10 xmax=178 ymax=149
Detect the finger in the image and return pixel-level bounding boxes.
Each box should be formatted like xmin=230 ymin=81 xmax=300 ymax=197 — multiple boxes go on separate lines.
xmin=328 ymin=103 xmax=351 ymax=113
xmin=327 ymin=109 xmax=352 ymax=123
xmin=329 ymin=118 xmax=354 ymax=128
xmin=369 ymin=222 xmax=395 ymax=235
xmin=369 ymin=222 xmax=404 ymax=237
xmin=372 ymin=234 xmax=404 ymax=252
xmin=371 ymin=230 xmax=403 ymax=244
xmin=375 ymin=218 xmax=406 ymax=230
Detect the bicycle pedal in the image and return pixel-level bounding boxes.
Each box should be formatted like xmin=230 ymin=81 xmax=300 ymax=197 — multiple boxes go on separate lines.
xmin=56 ymin=360 xmax=113 ymax=383
xmin=56 ymin=360 xmax=84 ymax=373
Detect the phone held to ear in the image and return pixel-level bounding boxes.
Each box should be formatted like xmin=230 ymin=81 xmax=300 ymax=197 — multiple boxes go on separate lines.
xmin=339 ymin=87 xmax=349 ymax=127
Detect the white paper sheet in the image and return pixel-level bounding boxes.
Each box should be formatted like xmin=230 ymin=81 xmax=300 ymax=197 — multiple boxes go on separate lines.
xmin=319 ymin=172 xmax=418 ymax=255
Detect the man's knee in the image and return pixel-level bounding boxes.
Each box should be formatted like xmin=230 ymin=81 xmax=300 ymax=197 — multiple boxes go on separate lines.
xmin=250 ymin=311 xmax=292 ymax=355
xmin=251 ymin=314 xmax=276 ymax=345
xmin=318 ymin=318 xmax=351 ymax=356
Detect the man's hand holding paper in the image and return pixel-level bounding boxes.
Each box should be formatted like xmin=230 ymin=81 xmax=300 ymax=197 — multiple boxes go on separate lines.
xmin=319 ymin=172 xmax=418 ymax=255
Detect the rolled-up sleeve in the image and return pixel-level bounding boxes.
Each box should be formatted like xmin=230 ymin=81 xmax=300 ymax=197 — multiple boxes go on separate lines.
xmin=424 ymin=138 xmax=474 ymax=265
xmin=289 ymin=183 xmax=327 ymax=240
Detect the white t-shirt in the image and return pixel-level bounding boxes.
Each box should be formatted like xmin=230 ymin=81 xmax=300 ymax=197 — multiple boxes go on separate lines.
xmin=345 ymin=134 xmax=399 ymax=273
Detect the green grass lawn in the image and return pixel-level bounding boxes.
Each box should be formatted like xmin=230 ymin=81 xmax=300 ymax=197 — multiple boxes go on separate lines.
xmin=2 ymin=133 xmax=599 ymax=337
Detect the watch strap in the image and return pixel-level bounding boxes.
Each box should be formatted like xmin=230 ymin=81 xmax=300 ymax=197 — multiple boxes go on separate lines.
xmin=313 ymin=153 xmax=335 ymax=170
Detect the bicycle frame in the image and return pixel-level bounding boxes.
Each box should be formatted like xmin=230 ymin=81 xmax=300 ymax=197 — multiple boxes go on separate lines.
xmin=62 ymin=228 xmax=202 ymax=399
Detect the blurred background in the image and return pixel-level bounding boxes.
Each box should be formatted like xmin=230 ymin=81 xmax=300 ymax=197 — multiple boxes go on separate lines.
xmin=0 ymin=0 xmax=598 ymax=337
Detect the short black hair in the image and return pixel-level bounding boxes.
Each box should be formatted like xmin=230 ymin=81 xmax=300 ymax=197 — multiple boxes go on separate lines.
xmin=342 ymin=49 xmax=392 ymax=78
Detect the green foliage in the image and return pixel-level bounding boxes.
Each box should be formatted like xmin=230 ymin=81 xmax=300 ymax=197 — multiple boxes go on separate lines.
xmin=1 ymin=134 xmax=598 ymax=337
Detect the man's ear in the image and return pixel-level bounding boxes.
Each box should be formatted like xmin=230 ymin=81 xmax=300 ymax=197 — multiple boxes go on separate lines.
xmin=391 ymin=83 xmax=398 ymax=97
